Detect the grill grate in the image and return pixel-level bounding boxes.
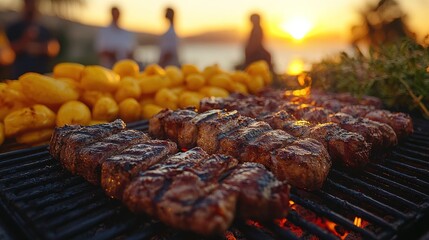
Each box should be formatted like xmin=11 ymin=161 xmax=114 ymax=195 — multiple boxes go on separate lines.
xmin=0 ymin=119 xmax=428 ymax=240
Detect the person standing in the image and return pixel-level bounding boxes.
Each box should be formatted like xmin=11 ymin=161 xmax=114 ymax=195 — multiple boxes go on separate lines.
xmin=6 ymin=0 xmax=60 ymax=79
xmin=244 ymin=13 xmax=272 ymax=70
xmin=158 ymin=7 xmax=180 ymax=68
xmin=95 ymin=6 xmax=137 ymax=68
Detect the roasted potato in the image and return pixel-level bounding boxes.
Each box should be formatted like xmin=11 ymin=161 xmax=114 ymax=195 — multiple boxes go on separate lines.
xmin=246 ymin=75 xmax=265 ymax=94
xmin=202 ymin=64 xmax=222 ymax=80
xmin=19 ymin=73 xmax=80 ymax=105
xmin=143 ymin=64 xmax=166 ymax=76
xmin=230 ymin=82 xmax=248 ymax=94
xmin=113 ymin=59 xmax=140 ymax=78
xmin=15 ymin=128 xmax=53 ymax=145
xmin=81 ymin=65 xmax=120 ymax=92
xmin=118 ymin=98 xmax=141 ymax=123
xmin=56 ymin=101 xmax=92 ymax=127
xmin=199 ymin=86 xmax=229 ymax=98
xmin=53 ymin=62 xmax=85 ymax=81
xmin=165 ymin=65 xmax=184 ymax=87
xmin=155 ymin=88 xmax=178 ymax=110
xmin=114 ymin=77 xmax=141 ymax=102
xmin=141 ymin=104 xmax=164 ymax=119
xmin=139 ymin=75 xmax=170 ymax=94
xmin=4 ymin=104 xmax=56 ymax=137
xmin=181 ymin=64 xmax=200 ymax=77
xmin=80 ymin=90 xmax=113 ymax=108
xmin=92 ymin=97 xmax=119 ymax=122
xmin=245 ymin=60 xmax=272 ymax=85
xmin=185 ymin=73 xmax=205 ymax=91
xmin=178 ymin=91 xmax=204 ymax=109
xmin=208 ymin=73 xmax=233 ymax=91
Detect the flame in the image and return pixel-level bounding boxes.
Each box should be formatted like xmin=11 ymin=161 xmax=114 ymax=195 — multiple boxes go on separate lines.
xmin=353 ymin=217 xmax=362 ymax=228
xmin=284 ymin=73 xmax=312 ymax=97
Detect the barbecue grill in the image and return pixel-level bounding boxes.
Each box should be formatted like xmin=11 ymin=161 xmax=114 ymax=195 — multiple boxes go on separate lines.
xmin=0 ymin=118 xmax=428 ymax=240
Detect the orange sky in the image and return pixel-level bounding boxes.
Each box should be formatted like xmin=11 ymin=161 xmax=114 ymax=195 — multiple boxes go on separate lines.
xmin=1 ymin=0 xmax=428 ymax=41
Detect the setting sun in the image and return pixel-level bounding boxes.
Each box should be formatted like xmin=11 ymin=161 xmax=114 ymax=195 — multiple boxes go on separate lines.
xmin=281 ymin=17 xmax=313 ymax=40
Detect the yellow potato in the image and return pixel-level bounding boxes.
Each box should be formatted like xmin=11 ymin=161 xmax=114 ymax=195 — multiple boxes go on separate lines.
xmin=230 ymin=82 xmax=248 ymax=94
xmin=139 ymin=75 xmax=170 ymax=94
xmin=2 ymin=80 xmax=29 ymax=103
xmin=19 ymin=72 xmax=80 ymax=105
xmin=141 ymin=104 xmax=164 ymax=119
xmin=89 ymin=120 xmax=108 ymax=125
xmin=207 ymin=73 xmax=233 ymax=91
xmin=199 ymin=86 xmax=229 ymax=98
xmin=181 ymin=64 xmax=200 ymax=77
xmin=178 ymin=91 xmax=204 ymax=109
xmin=245 ymin=60 xmax=272 ymax=85
xmin=56 ymin=101 xmax=92 ymax=127
xmin=114 ymin=77 xmax=141 ymax=102
xmin=119 ymin=98 xmax=141 ymax=123
xmin=0 ymin=122 xmax=4 ymax=146
xmin=165 ymin=65 xmax=184 ymax=87
xmin=230 ymin=70 xmax=251 ymax=84
xmin=154 ymin=88 xmax=178 ymax=110
xmin=53 ymin=62 xmax=85 ymax=81
xmin=80 ymin=90 xmax=113 ymax=108
xmin=170 ymin=86 xmax=185 ymax=96
xmin=113 ymin=59 xmax=140 ymax=78
xmin=92 ymin=97 xmax=119 ymax=122
xmin=143 ymin=64 xmax=166 ymax=76
xmin=246 ymin=75 xmax=265 ymax=94
xmin=202 ymin=64 xmax=222 ymax=79
xmin=185 ymin=73 xmax=205 ymax=91
xmin=4 ymin=104 xmax=56 ymax=137
xmin=81 ymin=65 xmax=120 ymax=92
xmin=15 ymin=128 xmax=53 ymax=145
xmin=139 ymin=97 xmax=156 ymax=107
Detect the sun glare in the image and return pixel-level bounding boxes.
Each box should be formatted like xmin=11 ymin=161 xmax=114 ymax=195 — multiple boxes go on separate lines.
xmin=281 ymin=17 xmax=313 ymax=40
xmin=287 ymin=59 xmax=305 ymax=75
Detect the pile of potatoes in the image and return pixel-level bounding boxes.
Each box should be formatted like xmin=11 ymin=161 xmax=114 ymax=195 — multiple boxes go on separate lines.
xmin=0 ymin=60 xmax=272 ymax=146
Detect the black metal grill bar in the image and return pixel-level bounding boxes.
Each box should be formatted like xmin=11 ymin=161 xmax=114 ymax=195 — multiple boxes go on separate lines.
xmin=0 ymin=156 xmax=52 ymax=176
xmin=361 ymin=171 xmax=429 ymax=200
xmin=0 ymin=145 xmax=47 ymax=159
xmin=398 ymin=143 xmax=429 ymax=154
xmin=368 ymin=164 xmax=429 ymax=192
xmin=290 ymin=193 xmax=380 ymax=239
xmin=384 ymin=161 xmax=429 ymax=182
xmin=330 ymin=169 xmax=420 ymax=211
xmin=286 ymin=210 xmax=337 ymax=240
xmin=391 ymin=151 xmax=429 ymax=167
xmin=313 ymin=188 xmax=397 ymax=231
xmin=0 ymin=164 xmax=62 ymax=185
xmin=123 ymin=222 xmax=165 ymax=240
xmin=51 ymin=206 xmax=123 ymax=239
xmin=234 ymin=221 xmax=276 ymax=240
xmin=0 ymin=151 xmax=50 ymax=170
xmin=89 ymin=216 xmax=140 ymax=240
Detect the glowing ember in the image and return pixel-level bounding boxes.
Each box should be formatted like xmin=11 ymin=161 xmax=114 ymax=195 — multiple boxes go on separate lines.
xmin=354 ymin=217 xmax=362 ymax=228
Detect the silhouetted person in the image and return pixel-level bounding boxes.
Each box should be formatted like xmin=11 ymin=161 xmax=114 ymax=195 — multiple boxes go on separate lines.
xmin=158 ymin=7 xmax=180 ymax=67
xmin=6 ymin=0 xmax=60 ymax=79
xmin=244 ymin=13 xmax=272 ymax=69
xmin=96 ymin=6 xmax=137 ymax=68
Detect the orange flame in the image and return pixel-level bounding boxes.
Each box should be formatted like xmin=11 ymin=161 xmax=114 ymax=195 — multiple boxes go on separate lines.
xmin=353 ymin=217 xmax=362 ymax=228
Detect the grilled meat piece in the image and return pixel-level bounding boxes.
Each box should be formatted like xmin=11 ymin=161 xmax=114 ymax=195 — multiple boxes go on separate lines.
xmin=304 ymin=123 xmax=370 ymax=168
xmin=123 ymin=148 xmax=238 ymax=235
xmin=178 ymin=109 xmax=223 ymax=149
xmin=222 ymin=162 xmax=290 ymax=221
xmin=270 ymin=138 xmax=331 ymax=190
xmin=123 ymin=147 xmax=290 ymax=235
xmin=101 ymin=140 xmax=178 ymax=199
xmin=218 ymin=121 xmax=272 ymax=158
xmin=364 ymin=110 xmax=413 ymax=139
xmin=56 ymin=119 xmax=126 ymax=173
xmin=49 ymin=124 xmax=80 ymax=159
xmin=327 ymin=113 xmax=396 ymax=158
xmin=149 ymin=108 xmax=198 ymax=141
xmin=77 ymin=130 xmax=150 ymax=185
xmin=151 ymin=109 xmax=331 ymax=189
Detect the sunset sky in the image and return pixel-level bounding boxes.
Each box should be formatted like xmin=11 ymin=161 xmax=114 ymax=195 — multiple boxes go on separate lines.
xmin=2 ymin=0 xmax=429 ymax=41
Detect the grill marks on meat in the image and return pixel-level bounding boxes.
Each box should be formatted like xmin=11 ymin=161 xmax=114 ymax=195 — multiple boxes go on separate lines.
xmin=55 ymin=119 xmax=126 ymax=173
xmin=150 ymin=109 xmax=331 ymax=190
xmin=77 ymin=130 xmax=150 ymax=185
xmin=149 ymin=108 xmax=198 ymax=142
xmin=51 ymin=120 xmax=291 ymax=235
xmin=123 ymin=148 xmax=290 ymax=235
xmin=102 ymin=140 xmax=178 ymax=199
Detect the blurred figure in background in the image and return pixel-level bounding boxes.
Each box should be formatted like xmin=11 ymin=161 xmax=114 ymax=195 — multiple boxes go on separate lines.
xmin=244 ymin=13 xmax=272 ymax=70
xmin=5 ymin=0 xmax=60 ymax=79
xmin=158 ymin=7 xmax=180 ymax=67
xmin=95 ymin=6 xmax=137 ymax=68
